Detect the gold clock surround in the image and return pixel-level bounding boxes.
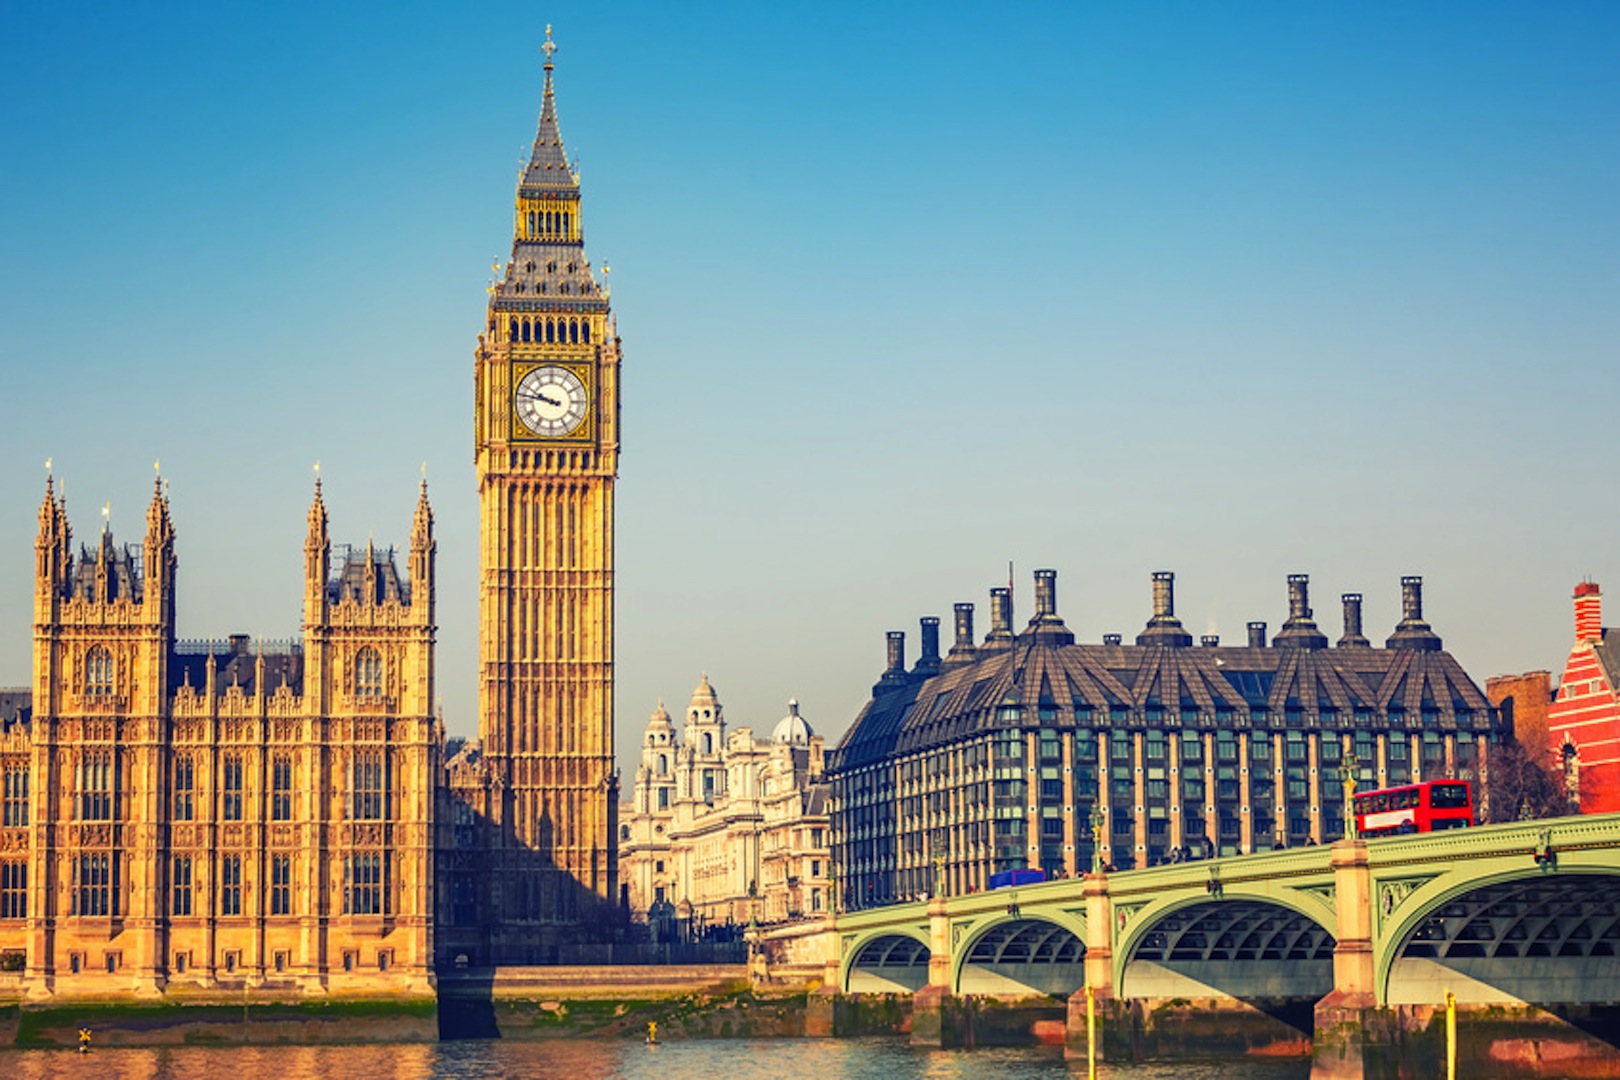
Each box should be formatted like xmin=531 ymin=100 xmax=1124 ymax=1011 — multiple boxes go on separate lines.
xmin=510 ymin=360 xmax=595 ymax=442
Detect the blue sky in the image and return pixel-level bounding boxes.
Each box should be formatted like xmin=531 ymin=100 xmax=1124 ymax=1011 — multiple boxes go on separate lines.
xmin=2 ymin=2 xmax=1618 ymax=766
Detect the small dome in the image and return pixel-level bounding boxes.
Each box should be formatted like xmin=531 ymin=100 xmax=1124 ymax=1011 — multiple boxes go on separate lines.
xmin=771 ymin=698 xmax=814 ymax=746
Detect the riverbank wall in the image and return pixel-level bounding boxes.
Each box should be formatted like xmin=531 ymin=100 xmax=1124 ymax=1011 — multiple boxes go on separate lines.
xmin=0 ymin=994 xmax=438 ymax=1048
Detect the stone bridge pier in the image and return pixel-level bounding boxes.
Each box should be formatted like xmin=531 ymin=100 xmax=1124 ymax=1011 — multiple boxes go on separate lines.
xmin=797 ymin=814 xmax=1620 ymax=1077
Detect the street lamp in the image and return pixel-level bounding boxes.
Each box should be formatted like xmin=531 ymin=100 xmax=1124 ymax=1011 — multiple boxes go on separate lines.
xmin=1089 ymin=802 xmax=1106 ymax=873
xmin=1342 ymin=749 xmax=1360 ymax=840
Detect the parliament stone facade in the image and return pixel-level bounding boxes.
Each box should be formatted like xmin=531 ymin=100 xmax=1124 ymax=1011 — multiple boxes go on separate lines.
xmin=0 ymin=476 xmax=438 ymax=997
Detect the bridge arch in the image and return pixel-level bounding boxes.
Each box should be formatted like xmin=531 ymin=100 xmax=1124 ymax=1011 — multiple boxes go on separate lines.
xmin=1382 ymin=868 xmax=1620 ymax=1006
xmin=951 ymin=912 xmax=1087 ymax=997
xmin=1119 ymin=895 xmax=1336 ymax=1002
xmin=842 ymin=928 xmax=931 ymax=994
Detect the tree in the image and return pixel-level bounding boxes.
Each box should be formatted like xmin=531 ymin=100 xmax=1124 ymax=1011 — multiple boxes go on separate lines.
xmin=1480 ymin=737 xmax=1573 ymax=824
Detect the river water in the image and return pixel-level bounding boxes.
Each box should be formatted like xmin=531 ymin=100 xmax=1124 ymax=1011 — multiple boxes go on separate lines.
xmin=0 ymin=1038 xmax=1313 ymax=1079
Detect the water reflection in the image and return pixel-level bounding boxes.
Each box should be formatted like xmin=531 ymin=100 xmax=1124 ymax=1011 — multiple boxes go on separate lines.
xmin=9 ymin=1038 xmax=1312 ymax=1079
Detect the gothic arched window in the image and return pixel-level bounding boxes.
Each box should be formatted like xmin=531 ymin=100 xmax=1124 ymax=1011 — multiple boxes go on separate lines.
xmin=355 ymin=647 xmax=383 ymax=699
xmin=85 ymin=646 xmax=113 ymax=697
xmin=508 ymin=318 xmax=518 ymax=342
xmin=569 ymin=320 xmax=579 ymax=344
xmin=521 ymin=319 xmax=532 ymax=343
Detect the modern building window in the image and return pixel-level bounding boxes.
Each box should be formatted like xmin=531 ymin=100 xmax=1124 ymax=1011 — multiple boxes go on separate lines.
xmin=2 ymin=767 xmax=27 ymax=827
xmin=345 ymin=852 xmax=387 ymax=916
xmin=350 ymin=750 xmax=387 ymax=820
xmin=171 ymin=855 xmax=192 ymax=916
xmin=76 ymin=750 xmax=115 ymax=821
xmin=85 ymin=645 xmax=113 ymax=696
xmin=73 ymin=853 xmax=114 ymax=916
xmin=172 ymin=754 xmax=194 ymax=822
xmin=272 ymin=754 xmax=293 ymax=821
xmin=270 ymin=854 xmax=291 ymax=915
xmin=221 ymin=754 xmax=243 ymax=821
xmin=0 ymin=862 xmax=26 ymax=919
xmin=219 ymin=854 xmax=242 ymax=916
xmin=354 ymin=646 xmax=384 ymax=698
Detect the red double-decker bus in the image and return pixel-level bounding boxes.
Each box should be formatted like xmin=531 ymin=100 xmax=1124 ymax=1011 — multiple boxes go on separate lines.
xmin=1352 ymin=780 xmax=1474 ymax=837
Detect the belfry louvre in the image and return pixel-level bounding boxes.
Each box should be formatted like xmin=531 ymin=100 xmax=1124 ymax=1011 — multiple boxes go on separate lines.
xmin=829 ymin=569 xmax=1502 ymax=910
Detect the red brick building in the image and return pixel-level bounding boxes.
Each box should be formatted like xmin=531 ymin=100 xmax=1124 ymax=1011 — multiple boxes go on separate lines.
xmin=1547 ymin=583 xmax=1620 ymax=812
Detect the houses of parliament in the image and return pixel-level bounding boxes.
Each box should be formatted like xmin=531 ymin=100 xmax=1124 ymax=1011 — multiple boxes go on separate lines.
xmin=0 ymin=31 xmax=619 ymax=996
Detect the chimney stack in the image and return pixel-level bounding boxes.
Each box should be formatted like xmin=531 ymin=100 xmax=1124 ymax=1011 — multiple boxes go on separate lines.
xmin=885 ymin=631 xmax=906 ymax=675
xmin=1288 ymin=574 xmax=1311 ymax=621
xmin=1034 ymin=569 xmax=1057 ymax=617
xmin=1385 ymin=575 xmax=1442 ymax=651
xmin=954 ymin=603 xmax=975 ymax=649
xmin=983 ymin=586 xmax=1014 ymax=651
xmin=1247 ymin=621 xmax=1267 ymax=648
xmin=914 ymin=616 xmax=942 ymax=676
xmin=1137 ymin=570 xmax=1192 ymax=647
xmin=1025 ymin=569 xmax=1075 ymax=644
xmin=1401 ymin=576 xmax=1424 ymax=623
xmin=1574 ymin=582 xmax=1602 ymax=643
xmin=944 ymin=602 xmax=978 ymax=668
xmin=1274 ymin=574 xmax=1328 ymax=650
xmin=1153 ymin=571 xmax=1174 ymax=618
xmin=1200 ymin=635 xmax=1220 ymax=647
xmin=1338 ymin=593 xmax=1370 ymax=648
xmin=1103 ymin=633 xmax=1123 ymax=646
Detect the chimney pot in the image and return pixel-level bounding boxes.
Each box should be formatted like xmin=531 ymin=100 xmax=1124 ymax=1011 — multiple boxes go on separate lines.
xmin=1103 ymin=633 xmax=1123 ymax=646
xmin=1200 ymin=634 xmax=1220 ymax=647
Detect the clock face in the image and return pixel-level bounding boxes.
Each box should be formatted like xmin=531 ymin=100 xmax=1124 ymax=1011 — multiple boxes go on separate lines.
xmin=514 ymin=365 xmax=589 ymax=438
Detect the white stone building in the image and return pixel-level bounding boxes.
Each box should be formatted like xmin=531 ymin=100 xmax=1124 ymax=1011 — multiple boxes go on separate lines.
xmin=619 ymin=676 xmax=831 ymax=930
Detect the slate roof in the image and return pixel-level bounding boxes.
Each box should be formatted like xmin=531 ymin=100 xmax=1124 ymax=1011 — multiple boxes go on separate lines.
xmin=0 ymin=690 xmax=30 ymax=729
xmin=1594 ymin=629 xmax=1620 ymax=690
xmin=169 ymin=637 xmax=304 ymax=698
xmin=833 ymin=592 xmax=1497 ymax=773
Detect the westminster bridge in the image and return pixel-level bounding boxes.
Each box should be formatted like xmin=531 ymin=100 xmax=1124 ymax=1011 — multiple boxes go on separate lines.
xmin=772 ymin=812 xmax=1620 ymax=1077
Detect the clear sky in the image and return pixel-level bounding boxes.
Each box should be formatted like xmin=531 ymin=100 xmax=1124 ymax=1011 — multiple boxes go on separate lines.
xmin=3 ymin=2 xmax=1618 ymax=768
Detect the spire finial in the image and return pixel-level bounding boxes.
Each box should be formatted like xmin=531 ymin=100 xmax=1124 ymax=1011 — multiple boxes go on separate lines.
xmin=313 ymin=459 xmax=322 ymax=494
xmin=542 ymin=24 xmax=557 ymax=67
xmin=102 ymin=501 xmax=111 ymax=533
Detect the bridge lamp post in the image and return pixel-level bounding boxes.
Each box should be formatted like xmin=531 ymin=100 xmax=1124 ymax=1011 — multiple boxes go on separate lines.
xmin=1089 ymin=802 xmax=1105 ymax=874
xmin=931 ymin=829 xmax=946 ymax=900
xmin=1342 ymin=749 xmax=1360 ymax=841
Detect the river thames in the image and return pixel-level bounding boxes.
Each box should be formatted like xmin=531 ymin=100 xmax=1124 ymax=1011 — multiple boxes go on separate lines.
xmin=1 ymin=1038 xmax=1314 ymax=1078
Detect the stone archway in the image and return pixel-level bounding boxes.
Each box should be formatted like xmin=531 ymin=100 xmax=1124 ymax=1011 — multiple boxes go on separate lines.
xmin=845 ymin=933 xmax=930 ymax=993
xmin=1122 ymin=898 xmax=1335 ymax=1001
xmin=955 ymin=917 xmax=1086 ymax=997
xmin=1385 ymin=871 xmax=1620 ymax=1005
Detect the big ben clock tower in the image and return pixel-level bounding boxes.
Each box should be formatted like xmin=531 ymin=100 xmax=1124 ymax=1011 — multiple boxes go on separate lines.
xmin=473 ymin=27 xmax=619 ymax=941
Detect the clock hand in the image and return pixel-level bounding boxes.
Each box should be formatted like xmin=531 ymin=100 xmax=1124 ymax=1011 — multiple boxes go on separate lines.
xmin=518 ymin=390 xmax=564 ymax=407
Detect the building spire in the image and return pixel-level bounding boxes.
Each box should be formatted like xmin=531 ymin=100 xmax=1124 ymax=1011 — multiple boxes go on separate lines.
xmin=522 ymin=25 xmax=576 ymax=194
